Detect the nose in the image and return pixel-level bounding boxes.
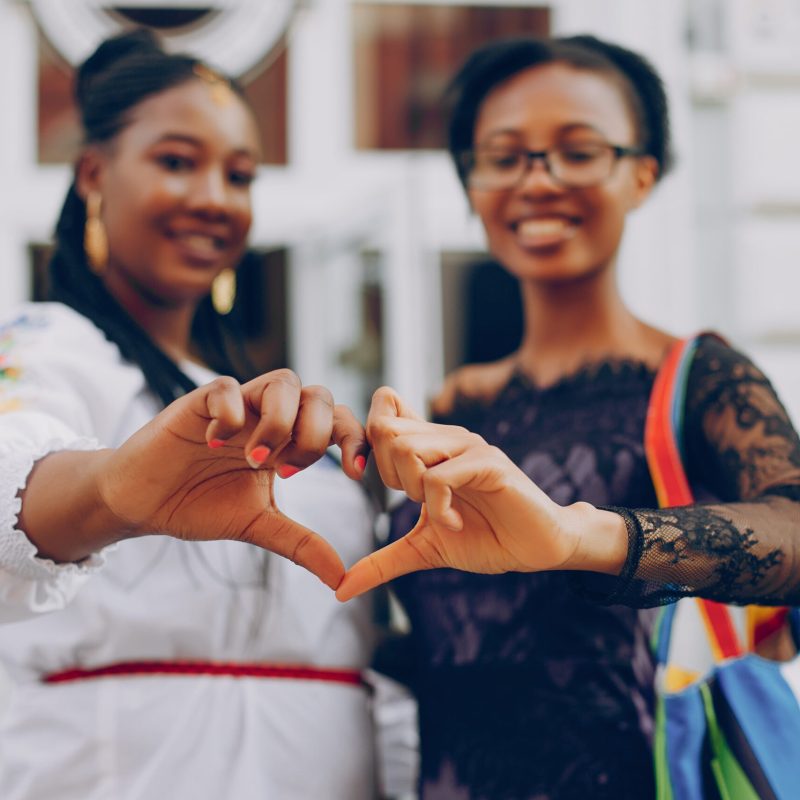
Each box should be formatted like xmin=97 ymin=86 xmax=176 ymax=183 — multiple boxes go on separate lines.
xmin=189 ymin=167 xmax=232 ymax=218
xmin=516 ymin=153 xmax=562 ymax=195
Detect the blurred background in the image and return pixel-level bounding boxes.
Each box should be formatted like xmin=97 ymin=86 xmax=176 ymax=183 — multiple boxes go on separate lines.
xmin=0 ymin=0 xmax=798 ymax=428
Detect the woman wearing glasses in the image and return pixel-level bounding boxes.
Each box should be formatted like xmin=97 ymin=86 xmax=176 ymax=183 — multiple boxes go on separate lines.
xmin=337 ymin=35 xmax=800 ymax=800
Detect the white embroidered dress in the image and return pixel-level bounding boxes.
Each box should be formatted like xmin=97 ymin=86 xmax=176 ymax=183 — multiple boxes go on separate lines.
xmin=0 ymin=303 xmax=378 ymax=799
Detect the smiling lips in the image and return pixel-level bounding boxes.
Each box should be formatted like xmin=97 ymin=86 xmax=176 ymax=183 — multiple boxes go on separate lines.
xmin=166 ymin=229 xmax=229 ymax=265
xmin=514 ymin=216 xmax=580 ymax=249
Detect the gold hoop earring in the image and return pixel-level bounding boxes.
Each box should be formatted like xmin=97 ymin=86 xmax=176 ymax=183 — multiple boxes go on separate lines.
xmin=84 ymin=191 xmax=109 ymax=275
xmin=211 ymin=268 xmax=236 ymax=315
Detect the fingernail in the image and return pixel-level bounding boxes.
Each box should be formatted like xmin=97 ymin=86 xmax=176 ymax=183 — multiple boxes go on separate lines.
xmin=354 ymin=455 xmax=367 ymax=474
xmin=208 ymin=438 xmax=226 ymax=449
xmin=246 ymin=445 xmax=271 ymax=469
xmin=278 ymin=464 xmax=301 ymax=479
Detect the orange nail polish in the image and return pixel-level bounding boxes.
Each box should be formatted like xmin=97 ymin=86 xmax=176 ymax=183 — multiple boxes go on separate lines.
xmin=246 ymin=445 xmax=271 ymax=468
xmin=278 ymin=464 xmax=301 ymax=479
xmin=208 ymin=438 xmax=226 ymax=449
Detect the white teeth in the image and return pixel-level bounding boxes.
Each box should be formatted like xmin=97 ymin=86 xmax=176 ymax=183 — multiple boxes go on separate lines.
xmin=516 ymin=217 xmax=577 ymax=247
xmin=518 ymin=219 xmax=569 ymax=236
xmin=179 ymin=234 xmax=218 ymax=253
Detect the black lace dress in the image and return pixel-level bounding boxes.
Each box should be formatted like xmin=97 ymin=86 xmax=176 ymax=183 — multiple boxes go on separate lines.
xmin=381 ymin=335 xmax=800 ymax=800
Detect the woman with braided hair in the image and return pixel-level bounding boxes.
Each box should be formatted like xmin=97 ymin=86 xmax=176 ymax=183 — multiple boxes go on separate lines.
xmin=0 ymin=29 xmax=382 ymax=799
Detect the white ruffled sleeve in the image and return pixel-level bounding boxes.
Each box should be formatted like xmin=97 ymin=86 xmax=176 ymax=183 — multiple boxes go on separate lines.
xmin=0 ymin=305 xmax=138 ymax=622
xmin=0 ymin=427 xmax=107 ymax=622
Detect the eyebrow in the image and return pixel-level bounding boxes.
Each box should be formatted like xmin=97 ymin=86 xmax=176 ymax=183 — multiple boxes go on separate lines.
xmin=151 ymin=133 xmax=258 ymax=159
xmin=480 ymin=123 xmax=610 ymax=141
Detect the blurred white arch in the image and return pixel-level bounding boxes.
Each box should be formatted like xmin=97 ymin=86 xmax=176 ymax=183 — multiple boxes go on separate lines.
xmin=28 ymin=0 xmax=298 ymax=77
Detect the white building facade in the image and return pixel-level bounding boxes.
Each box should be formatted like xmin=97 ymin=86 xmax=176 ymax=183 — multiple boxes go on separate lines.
xmin=0 ymin=0 xmax=797 ymax=422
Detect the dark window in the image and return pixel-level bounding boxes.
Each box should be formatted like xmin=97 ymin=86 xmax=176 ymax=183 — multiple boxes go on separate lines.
xmin=354 ymin=4 xmax=551 ymax=150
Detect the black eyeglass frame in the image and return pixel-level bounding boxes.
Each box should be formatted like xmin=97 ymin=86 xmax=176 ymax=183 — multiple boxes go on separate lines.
xmin=458 ymin=143 xmax=646 ymax=190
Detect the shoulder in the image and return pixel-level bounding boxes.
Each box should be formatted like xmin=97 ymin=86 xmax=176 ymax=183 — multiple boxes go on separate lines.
xmin=1 ymin=302 xmax=120 ymax=360
xmin=0 ymin=302 xmax=144 ymax=419
xmin=688 ymin=333 xmax=769 ymax=392
xmin=430 ymin=356 xmax=517 ymax=418
xmin=685 ymin=332 xmax=795 ymax=431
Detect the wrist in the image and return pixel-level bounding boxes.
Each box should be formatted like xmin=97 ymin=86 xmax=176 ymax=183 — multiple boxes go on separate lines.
xmin=21 ymin=449 xmax=138 ymax=563
xmin=84 ymin=449 xmax=141 ymax=545
xmin=562 ymin=502 xmax=628 ymax=575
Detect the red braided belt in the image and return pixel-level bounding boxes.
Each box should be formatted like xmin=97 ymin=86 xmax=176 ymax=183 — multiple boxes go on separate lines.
xmin=43 ymin=660 xmax=364 ymax=687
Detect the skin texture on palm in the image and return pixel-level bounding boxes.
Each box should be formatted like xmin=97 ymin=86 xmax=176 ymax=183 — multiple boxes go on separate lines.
xmin=335 ymin=387 xmax=628 ymax=601
xmin=20 ymin=369 xmax=367 ymax=590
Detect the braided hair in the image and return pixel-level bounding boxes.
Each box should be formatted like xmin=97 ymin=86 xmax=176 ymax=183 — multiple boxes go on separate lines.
xmin=446 ymin=34 xmax=674 ymax=188
xmin=49 ymin=28 xmax=254 ymax=407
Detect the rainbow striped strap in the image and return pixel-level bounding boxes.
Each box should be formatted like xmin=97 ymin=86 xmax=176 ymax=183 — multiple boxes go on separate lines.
xmin=646 ymin=334 xmax=744 ymax=663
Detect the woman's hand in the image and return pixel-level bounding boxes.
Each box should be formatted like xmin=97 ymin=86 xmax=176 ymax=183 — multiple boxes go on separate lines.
xmin=336 ymin=387 xmax=628 ymax=601
xmin=22 ymin=370 xmax=367 ymax=589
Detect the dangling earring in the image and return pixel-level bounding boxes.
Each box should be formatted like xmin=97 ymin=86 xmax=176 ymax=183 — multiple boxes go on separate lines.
xmin=211 ymin=268 xmax=236 ymax=315
xmin=84 ymin=191 xmax=108 ymax=275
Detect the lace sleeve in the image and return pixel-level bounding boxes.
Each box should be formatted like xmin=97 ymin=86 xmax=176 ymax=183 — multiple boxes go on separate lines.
xmin=598 ymin=336 xmax=800 ymax=607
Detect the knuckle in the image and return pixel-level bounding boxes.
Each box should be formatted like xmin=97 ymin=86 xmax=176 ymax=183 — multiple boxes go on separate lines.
xmin=366 ymin=417 xmax=391 ymax=441
xmin=445 ymin=423 xmax=473 ymax=439
xmin=333 ymin=403 xmax=355 ymax=420
xmin=372 ymin=386 xmax=396 ymax=403
xmin=212 ymin=375 xmax=239 ymax=393
xmin=290 ymin=532 xmax=313 ymax=565
xmin=285 ymin=453 xmax=316 ymax=469
xmin=421 ymin=469 xmax=444 ymax=491
xmin=303 ymin=385 xmax=334 ymax=406
xmin=270 ymin=368 xmax=301 ymax=389
xmin=486 ymin=444 xmax=506 ymax=461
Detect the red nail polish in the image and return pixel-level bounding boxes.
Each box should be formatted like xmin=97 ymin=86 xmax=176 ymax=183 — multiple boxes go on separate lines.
xmin=247 ymin=445 xmax=271 ymax=468
xmin=354 ymin=455 xmax=367 ymax=473
xmin=278 ymin=464 xmax=301 ymax=479
xmin=208 ymin=438 xmax=226 ymax=449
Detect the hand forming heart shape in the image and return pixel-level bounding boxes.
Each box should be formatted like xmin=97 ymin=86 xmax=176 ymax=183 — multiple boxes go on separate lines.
xmin=94 ymin=369 xmax=368 ymax=590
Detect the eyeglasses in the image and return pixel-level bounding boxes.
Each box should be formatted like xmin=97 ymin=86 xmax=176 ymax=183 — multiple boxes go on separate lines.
xmin=460 ymin=142 xmax=644 ymax=190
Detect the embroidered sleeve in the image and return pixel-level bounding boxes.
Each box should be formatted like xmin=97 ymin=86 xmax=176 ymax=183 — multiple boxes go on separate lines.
xmin=596 ymin=336 xmax=800 ymax=607
xmin=0 ymin=310 xmax=109 ymax=621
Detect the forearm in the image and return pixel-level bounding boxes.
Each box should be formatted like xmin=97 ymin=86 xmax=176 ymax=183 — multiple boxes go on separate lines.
xmin=17 ymin=449 xmax=137 ymax=563
xmin=623 ymin=494 xmax=800 ymax=605
xmin=570 ymin=493 xmax=800 ymax=607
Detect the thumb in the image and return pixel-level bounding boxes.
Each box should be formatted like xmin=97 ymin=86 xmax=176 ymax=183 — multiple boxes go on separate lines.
xmin=246 ymin=511 xmax=346 ymax=591
xmin=336 ymin=509 xmax=436 ymax=601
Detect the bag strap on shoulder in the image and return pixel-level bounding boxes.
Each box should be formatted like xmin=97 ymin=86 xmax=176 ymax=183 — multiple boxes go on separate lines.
xmin=645 ymin=333 xmax=744 ymax=663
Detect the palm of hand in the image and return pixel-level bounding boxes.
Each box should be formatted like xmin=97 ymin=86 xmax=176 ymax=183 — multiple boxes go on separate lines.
xmin=93 ymin=373 xmax=359 ymax=589
xmin=99 ymin=406 xmax=282 ymax=542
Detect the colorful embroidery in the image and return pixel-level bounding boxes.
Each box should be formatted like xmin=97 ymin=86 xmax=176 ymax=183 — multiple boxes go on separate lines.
xmin=0 ymin=313 xmax=48 ymax=386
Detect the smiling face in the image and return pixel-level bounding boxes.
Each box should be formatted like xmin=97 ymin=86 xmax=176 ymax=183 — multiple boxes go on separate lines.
xmin=467 ymin=62 xmax=658 ymax=285
xmin=78 ymin=78 xmax=260 ymax=307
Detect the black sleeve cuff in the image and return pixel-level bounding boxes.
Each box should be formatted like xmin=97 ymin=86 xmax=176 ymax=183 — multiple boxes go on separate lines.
xmin=567 ymin=506 xmax=643 ymax=606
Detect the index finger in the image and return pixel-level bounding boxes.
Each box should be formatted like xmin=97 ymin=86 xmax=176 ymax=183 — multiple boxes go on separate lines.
xmin=241 ymin=369 xmax=302 ymax=465
xmin=367 ymin=387 xmax=425 ymax=487
xmin=367 ymin=386 xmax=424 ymax=428
xmin=331 ymin=404 xmax=369 ymax=481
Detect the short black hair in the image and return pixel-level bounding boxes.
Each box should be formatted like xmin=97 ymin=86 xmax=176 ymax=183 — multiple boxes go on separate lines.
xmin=446 ymin=34 xmax=674 ymax=188
xmin=49 ymin=29 xmax=253 ymax=407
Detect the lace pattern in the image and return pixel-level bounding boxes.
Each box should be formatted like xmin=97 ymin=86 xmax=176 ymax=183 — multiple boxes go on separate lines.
xmin=608 ymin=336 xmax=800 ymax=607
xmin=0 ymin=437 xmax=110 ymax=580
